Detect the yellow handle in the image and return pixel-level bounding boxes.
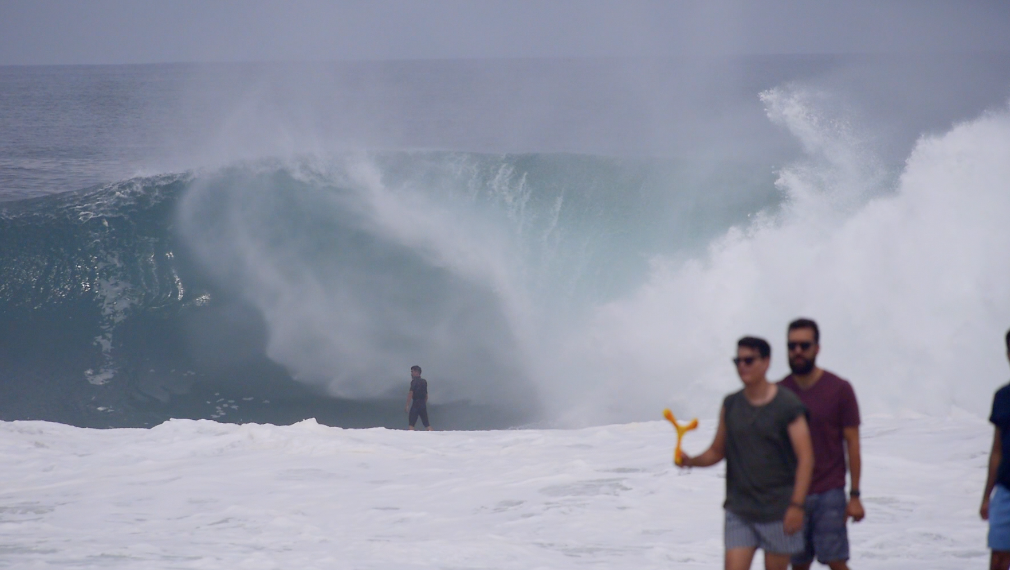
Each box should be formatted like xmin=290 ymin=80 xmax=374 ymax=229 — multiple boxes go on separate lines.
xmin=664 ymin=408 xmax=699 ymax=466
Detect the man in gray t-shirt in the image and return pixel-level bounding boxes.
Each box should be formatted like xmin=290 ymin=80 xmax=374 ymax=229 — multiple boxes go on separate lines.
xmin=680 ymin=336 xmax=814 ymax=570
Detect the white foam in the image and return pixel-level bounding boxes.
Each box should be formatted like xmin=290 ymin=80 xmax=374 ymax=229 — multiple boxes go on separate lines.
xmin=552 ymin=91 xmax=1010 ymax=423
xmin=175 ymin=87 xmax=1010 ymax=425
xmin=0 ymin=417 xmax=991 ymax=568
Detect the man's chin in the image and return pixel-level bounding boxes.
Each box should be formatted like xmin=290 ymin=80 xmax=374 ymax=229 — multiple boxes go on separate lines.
xmin=789 ymin=361 xmax=815 ymax=375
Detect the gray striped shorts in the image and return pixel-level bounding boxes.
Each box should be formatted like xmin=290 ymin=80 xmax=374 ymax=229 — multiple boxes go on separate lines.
xmin=725 ymin=509 xmax=803 ymax=554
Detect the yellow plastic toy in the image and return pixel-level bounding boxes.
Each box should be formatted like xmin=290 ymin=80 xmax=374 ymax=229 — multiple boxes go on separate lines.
xmin=663 ymin=408 xmax=698 ymax=466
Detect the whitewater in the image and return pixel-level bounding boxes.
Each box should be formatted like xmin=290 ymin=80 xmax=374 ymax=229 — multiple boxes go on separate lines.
xmin=0 ymin=415 xmax=992 ymax=569
xmin=550 ymin=88 xmax=1010 ymax=424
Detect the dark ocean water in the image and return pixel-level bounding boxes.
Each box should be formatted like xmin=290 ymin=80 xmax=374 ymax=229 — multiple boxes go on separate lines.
xmin=2 ymin=56 xmax=1009 ymax=428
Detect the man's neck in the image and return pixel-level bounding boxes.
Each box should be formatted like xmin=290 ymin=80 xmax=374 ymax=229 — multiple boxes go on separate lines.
xmin=792 ymin=367 xmax=824 ymax=390
xmin=743 ymin=378 xmax=776 ymax=406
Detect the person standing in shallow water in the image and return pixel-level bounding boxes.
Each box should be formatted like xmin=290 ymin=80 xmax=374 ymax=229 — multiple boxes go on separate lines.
xmin=680 ymin=336 xmax=814 ymax=570
xmin=406 ymin=365 xmax=432 ymax=431
xmin=778 ymin=319 xmax=864 ymax=570
xmin=981 ymin=329 xmax=1010 ymax=570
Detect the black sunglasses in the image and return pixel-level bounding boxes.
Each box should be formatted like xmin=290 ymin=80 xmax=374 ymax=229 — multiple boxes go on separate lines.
xmin=787 ymin=341 xmax=814 ymax=352
xmin=732 ymin=356 xmax=759 ymax=366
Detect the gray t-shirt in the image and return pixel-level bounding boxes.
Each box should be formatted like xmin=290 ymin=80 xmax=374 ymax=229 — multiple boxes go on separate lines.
xmin=723 ymin=386 xmax=806 ymax=522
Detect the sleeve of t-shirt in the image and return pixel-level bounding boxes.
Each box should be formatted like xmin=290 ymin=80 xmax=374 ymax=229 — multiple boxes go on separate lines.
xmin=778 ymin=390 xmax=806 ymax=423
xmin=840 ymin=381 xmax=861 ymax=427
xmin=991 ymin=386 xmax=1010 ymax=427
xmin=790 ymin=398 xmax=807 ymax=423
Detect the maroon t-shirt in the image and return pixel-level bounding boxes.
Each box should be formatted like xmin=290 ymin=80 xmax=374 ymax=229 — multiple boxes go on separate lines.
xmin=779 ymin=370 xmax=860 ymax=494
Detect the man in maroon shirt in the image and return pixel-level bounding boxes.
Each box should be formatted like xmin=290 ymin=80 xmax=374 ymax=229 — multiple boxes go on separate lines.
xmin=779 ymin=319 xmax=864 ymax=570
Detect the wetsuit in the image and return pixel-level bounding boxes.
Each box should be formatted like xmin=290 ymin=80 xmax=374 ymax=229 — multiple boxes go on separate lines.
xmin=409 ymin=376 xmax=429 ymax=428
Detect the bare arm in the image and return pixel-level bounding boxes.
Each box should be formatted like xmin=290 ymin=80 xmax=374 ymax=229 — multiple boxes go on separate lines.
xmin=784 ymin=414 xmax=813 ymax=534
xmin=406 ymin=390 xmax=413 ymax=412
xmin=982 ymin=426 xmax=1003 ymax=520
xmin=682 ymin=407 xmax=727 ymax=468
xmin=843 ymin=426 xmax=862 ymax=491
xmin=787 ymin=415 xmax=814 ymax=505
xmin=843 ymin=426 xmax=865 ymax=521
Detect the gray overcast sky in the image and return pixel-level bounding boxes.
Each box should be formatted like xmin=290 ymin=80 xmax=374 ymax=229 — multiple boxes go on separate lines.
xmin=1 ymin=0 xmax=1009 ymax=65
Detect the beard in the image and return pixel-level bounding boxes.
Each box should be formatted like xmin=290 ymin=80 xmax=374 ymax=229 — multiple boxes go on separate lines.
xmin=789 ymin=355 xmax=816 ymax=375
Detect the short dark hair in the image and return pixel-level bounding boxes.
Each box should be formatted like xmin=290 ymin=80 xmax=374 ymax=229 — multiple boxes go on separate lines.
xmin=788 ymin=318 xmax=820 ymax=343
xmin=1005 ymin=329 xmax=1010 ymax=352
xmin=410 ymin=365 xmax=422 ymax=373
xmin=737 ymin=336 xmax=771 ymax=359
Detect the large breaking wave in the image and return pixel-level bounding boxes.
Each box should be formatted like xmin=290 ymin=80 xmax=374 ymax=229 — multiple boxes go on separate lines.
xmin=550 ymin=89 xmax=1010 ymax=423
xmin=2 ymin=87 xmax=1009 ymax=428
xmin=0 ymin=150 xmax=771 ymax=427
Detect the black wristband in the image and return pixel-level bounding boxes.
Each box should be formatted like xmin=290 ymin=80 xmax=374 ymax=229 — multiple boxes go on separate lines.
xmin=849 ymin=489 xmax=861 ymax=498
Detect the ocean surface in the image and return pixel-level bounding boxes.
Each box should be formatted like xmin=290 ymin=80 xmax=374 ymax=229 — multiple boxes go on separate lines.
xmin=2 ymin=56 xmax=1010 ymax=429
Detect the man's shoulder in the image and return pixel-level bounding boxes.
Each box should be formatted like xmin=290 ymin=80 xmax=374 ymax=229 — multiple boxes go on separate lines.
xmin=778 ymin=374 xmax=799 ymax=390
xmin=778 ymin=371 xmax=850 ymax=393
xmin=820 ymin=369 xmax=850 ymax=386
xmin=723 ymin=388 xmax=745 ymax=405
xmin=722 ymin=389 xmax=747 ymax=414
xmin=993 ymin=382 xmax=1010 ymax=404
xmin=775 ymin=383 xmax=803 ymax=403
xmin=990 ymin=383 xmax=1010 ymax=424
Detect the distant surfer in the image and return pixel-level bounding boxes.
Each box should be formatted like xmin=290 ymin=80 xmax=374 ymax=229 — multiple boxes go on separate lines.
xmin=406 ymin=365 xmax=432 ymax=431
xmin=679 ymin=336 xmax=814 ymax=570
xmin=981 ymin=328 xmax=1010 ymax=570
xmin=778 ymin=318 xmax=863 ymax=570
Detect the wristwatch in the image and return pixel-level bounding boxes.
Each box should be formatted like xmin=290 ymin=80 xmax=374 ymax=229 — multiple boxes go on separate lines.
xmin=849 ymin=489 xmax=861 ymax=498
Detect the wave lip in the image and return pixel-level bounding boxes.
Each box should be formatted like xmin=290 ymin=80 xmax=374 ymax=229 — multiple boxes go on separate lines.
xmin=556 ymin=92 xmax=1010 ymax=423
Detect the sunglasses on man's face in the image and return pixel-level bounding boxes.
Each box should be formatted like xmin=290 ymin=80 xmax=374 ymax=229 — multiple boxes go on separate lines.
xmin=732 ymin=356 xmax=759 ymax=367
xmin=787 ymin=341 xmax=814 ymax=352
